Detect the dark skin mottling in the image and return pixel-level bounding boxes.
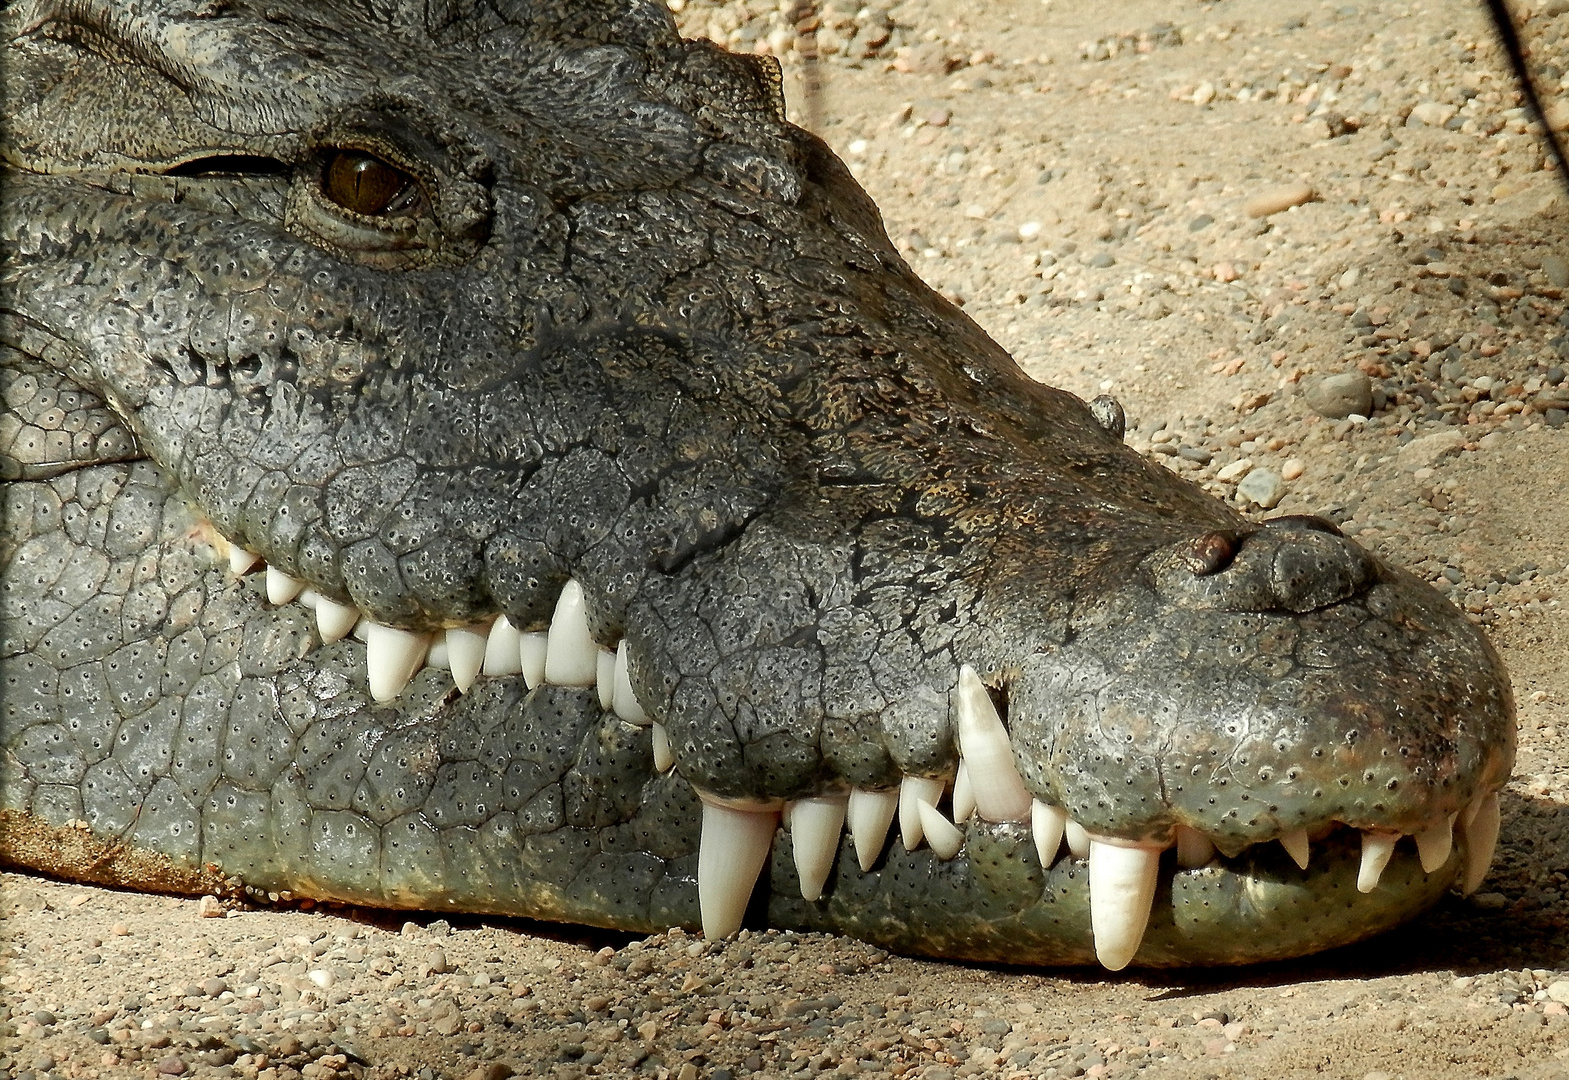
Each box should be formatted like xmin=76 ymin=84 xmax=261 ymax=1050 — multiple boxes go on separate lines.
xmin=0 ymin=0 xmax=1514 ymax=965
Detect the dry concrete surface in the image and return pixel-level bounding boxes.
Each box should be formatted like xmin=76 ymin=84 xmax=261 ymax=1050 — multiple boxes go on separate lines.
xmin=8 ymin=0 xmax=1569 ymax=1078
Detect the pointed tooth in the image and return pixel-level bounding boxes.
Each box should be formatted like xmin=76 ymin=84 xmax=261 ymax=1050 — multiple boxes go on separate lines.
xmin=1031 ymin=800 xmax=1067 ymax=869
xmin=595 ymin=647 xmax=617 ymax=710
xmin=951 ymin=760 xmax=975 ymax=824
xmin=1460 ymin=792 xmax=1501 ymax=896
xmin=1413 ymin=814 xmax=1457 ymax=874
xmin=916 ymin=801 xmax=964 ymax=860
xmin=544 ymin=579 xmax=598 ymax=686
xmin=1357 ymin=831 xmax=1400 ymax=893
xmin=612 ymin=641 xmax=649 ymax=724
xmin=364 ymin=623 xmax=430 ymax=703
xmin=697 ymin=797 xmax=779 ymax=939
xmin=954 ymin=666 xmax=1032 ymax=823
xmin=229 ymin=545 xmax=263 ymax=576
xmin=1174 ymin=825 xmax=1216 ymax=869
xmin=519 ymin=632 xmax=548 ymax=689
xmin=651 ymin=722 xmax=674 ymax=773
xmin=297 ymin=589 xmax=322 ymax=610
xmin=425 ymin=637 xmax=451 ymax=670
xmin=1088 ymin=839 xmax=1163 ymax=971
xmin=351 ymin=616 xmax=371 ymax=642
xmin=787 ymin=795 xmax=847 ymax=902
xmin=266 ymin=565 xmax=306 ymax=605
xmin=1278 ymin=828 xmax=1311 ymax=870
xmin=1065 ymin=819 xmax=1090 ymax=859
xmin=315 ymin=598 xmax=360 ymax=643
xmin=482 ymin=616 xmax=524 ymax=676
xmin=899 ymin=776 xmax=947 ymax=851
xmin=445 ymin=625 xmax=488 ymax=694
xmin=846 ymin=788 xmax=900 ymax=872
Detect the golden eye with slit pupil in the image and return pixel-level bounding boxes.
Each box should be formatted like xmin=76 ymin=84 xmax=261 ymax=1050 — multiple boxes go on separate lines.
xmin=322 ymin=151 xmax=412 ymax=216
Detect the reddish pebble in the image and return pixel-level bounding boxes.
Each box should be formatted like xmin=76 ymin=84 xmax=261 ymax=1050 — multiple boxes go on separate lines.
xmin=156 ymin=1055 xmax=187 ymax=1075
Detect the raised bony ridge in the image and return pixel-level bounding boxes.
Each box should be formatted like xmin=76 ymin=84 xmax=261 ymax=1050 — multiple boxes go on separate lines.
xmin=216 ymin=530 xmax=1505 ymax=969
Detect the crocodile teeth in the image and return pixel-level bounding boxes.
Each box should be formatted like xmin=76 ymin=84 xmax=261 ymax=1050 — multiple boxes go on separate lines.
xmin=1088 ymin=839 xmax=1164 ymax=971
xmin=445 ymin=625 xmax=488 ymax=694
xmin=847 ymin=787 xmax=900 ymax=871
xmin=953 ymin=665 xmax=1032 ymax=823
xmin=265 ymin=565 xmax=306 ymax=606
xmin=595 ymin=648 xmax=616 ymax=710
xmin=1031 ymin=800 xmax=1067 ymax=869
xmin=1174 ymin=824 xmax=1216 ymax=869
xmin=519 ymin=632 xmax=548 ymax=689
xmin=651 ymin=722 xmax=674 ymax=773
xmin=1357 ymin=830 xmax=1400 ymax=893
xmin=899 ymin=775 xmax=947 ymax=851
xmin=314 ymin=597 xmax=360 ymax=643
xmin=697 ymin=797 xmax=779 ymax=939
xmin=1065 ymin=818 xmax=1091 ymax=859
xmin=544 ymin=579 xmax=597 ymax=686
xmin=1460 ymin=791 xmax=1501 ymax=895
xmin=787 ymin=795 xmax=848 ymax=901
xmin=951 ymin=760 xmax=976 ymax=824
xmin=229 ymin=545 xmax=263 ymax=575
xmin=916 ymin=801 xmax=964 ymax=860
xmin=364 ymin=623 xmax=429 ymax=703
xmin=425 ymin=637 xmax=449 ymax=669
xmin=612 ymin=641 xmax=649 ymax=724
xmin=1278 ymin=828 xmax=1311 ymax=870
xmin=482 ymin=616 xmax=524 ymax=676
xmin=1414 ymin=813 xmax=1457 ymax=874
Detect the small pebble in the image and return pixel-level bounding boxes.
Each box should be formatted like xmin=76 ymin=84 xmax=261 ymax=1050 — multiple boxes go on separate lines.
xmin=1238 ymin=468 xmax=1286 ymax=509
xmin=156 ymin=1054 xmax=188 ymax=1076
xmin=1304 ymin=372 xmax=1373 ymax=419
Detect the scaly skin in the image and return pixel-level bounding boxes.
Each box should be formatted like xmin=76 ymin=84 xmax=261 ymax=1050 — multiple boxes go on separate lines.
xmin=0 ymin=0 xmax=1515 ymax=967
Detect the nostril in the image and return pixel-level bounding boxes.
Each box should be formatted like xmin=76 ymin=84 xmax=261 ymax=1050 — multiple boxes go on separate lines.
xmin=1182 ymin=531 xmax=1239 ymax=576
xmin=1263 ymin=514 xmax=1344 ymax=537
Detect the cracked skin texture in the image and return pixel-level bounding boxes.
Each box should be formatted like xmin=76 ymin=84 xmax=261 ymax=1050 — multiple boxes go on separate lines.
xmin=0 ymin=0 xmax=1514 ymax=965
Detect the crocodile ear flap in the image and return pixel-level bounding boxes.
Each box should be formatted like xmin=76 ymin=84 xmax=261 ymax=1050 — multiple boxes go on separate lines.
xmin=735 ymin=53 xmax=789 ymax=124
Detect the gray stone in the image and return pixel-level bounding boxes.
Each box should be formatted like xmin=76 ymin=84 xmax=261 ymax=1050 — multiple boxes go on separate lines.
xmin=1303 ymin=372 xmax=1372 ymax=419
xmin=1237 ymin=469 xmax=1285 ymax=509
xmin=1543 ymin=254 xmax=1569 ymax=289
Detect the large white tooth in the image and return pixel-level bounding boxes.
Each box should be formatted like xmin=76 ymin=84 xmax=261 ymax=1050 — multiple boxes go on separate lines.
xmin=1065 ymin=819 xmax=1090 ymax=859
xmin=1460 ymin=792 xmax=1501 ymax=896
xmin=899 ymin=775 xmax=947 ymax=851
xmin=651 ymin=722 xmax=674 ymax=773
xmin=1031 ymin=800 xmax=1067 ymax=869
xmin=364 ymin=623 xmax=430 ymax=703
xmin=445 ymin=625 xmax=488 ymax=694
xmin=846 ymin=788 xmax=900 ymax=872
xmin=1357 ymin=831 xmax=1400 ymax=893
xmin=1414 ymin=813 xmax=1457 ymax=874
xmin=1278 ymin=828 xmax=1311 ymax=870
xmin=1174 ymin=825 xmax=1215 ymax=869
xmin=544 ymin=579 xmax=598 ymax=686
xmin=916 ymin=801 xmax=964 ymax=860
xmin=787 ymin=795 xmax=847 ymax=901
xmin=952 ymin=760 xmax=976 ymax=824
xmin=697 ymin=796 xmax=779 ymax=940
xmin=229 ymin=544 xmax=263 ymax=576
xmin=1088 ymin=839 xmax=1163 ymax=971
xmin=953 ymin=666 xmax=1032 ymax=823
xmin=425 ymin=637 xmax=450 ymax=669
xmin=482 ymin=616 xmax=524 ymax=676
xmin=266 ymin=565 xmax=306 ymax=605
xmin=612 ymin=640 xmax=649 ymax=724
xmin=315 ymin=597 xmax=360 ymax=643
xmin=519 ymin=632 xmax=548 ymax=689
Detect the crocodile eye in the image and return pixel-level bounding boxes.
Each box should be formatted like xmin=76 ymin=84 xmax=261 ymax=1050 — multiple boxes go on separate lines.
xmin=322 ymin=150 xmax=415 ymax=216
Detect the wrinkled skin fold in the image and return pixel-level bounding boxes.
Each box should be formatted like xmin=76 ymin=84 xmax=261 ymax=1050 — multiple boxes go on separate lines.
xmin=0 ymin=0 xmax=1515 ymax=968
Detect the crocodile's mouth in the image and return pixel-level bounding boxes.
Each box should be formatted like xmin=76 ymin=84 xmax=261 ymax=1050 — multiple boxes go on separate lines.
xmin=190 ymin=518 xmax=1505 ymax=970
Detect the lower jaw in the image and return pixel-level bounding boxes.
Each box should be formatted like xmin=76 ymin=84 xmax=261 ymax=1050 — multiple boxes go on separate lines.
xmin=768 ymin=818 xmax=1461 ymax=968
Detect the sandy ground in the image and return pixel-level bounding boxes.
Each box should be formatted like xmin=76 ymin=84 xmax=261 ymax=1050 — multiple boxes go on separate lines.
xmin=10 ymin=0 xmax=1569 ymax=1077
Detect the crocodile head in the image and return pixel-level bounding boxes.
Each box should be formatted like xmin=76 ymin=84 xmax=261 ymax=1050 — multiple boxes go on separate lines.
xmin=0 ymin=0 xmax=1513 ymax=968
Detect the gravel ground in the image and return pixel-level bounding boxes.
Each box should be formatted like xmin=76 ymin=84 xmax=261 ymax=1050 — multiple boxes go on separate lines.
xmin=10 ymin=0 xmax=1569 ymax=1077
